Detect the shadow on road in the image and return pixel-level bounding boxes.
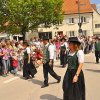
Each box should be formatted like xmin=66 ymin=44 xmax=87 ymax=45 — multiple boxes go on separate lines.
xmin=28 ymin=79 xmax=59 ymax=86
xmin=85 ymin=69 xmax=100 ymax=73
xmin=40 ymin=94 xmax=62 ymax=100
xmin=29 ymin=79 xmax=43 ymax=86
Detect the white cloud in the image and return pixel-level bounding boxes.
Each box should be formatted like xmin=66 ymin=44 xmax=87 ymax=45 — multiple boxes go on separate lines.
xmin=97 ymin=4 xmax=100 ymax=13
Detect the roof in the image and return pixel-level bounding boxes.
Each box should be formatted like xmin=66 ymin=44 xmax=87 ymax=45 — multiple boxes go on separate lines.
xmin=63 ymin=0 xmax=93 ymax=14
xmin=91 ymin=4 xmax=97 ymax=11
xmin=91 ymin=4 xmax=100 ymax=15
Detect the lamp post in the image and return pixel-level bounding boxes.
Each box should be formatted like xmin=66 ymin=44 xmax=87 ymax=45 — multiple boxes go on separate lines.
xmin=77 ymin=0 xmax=83 ymax=35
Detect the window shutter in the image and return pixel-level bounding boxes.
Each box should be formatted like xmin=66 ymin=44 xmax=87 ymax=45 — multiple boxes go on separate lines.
xmin=74 ymin=31 xmax=78 ymax=36
xmin=75 ymin=18 xmax=79 ymax=24
xmin=66 ymin=19 xmax=69 ymax=24
xmin=86 ymin=17 xmax=89 ymax=23
xmin=66 ymin=31 xmax=69 ymax=37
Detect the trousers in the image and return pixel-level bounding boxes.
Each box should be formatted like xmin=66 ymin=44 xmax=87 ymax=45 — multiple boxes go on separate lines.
xmin=43 ymin=61 xmax=60 ymax=85
xmin=95 ymin=51 xmax=100 ymax=63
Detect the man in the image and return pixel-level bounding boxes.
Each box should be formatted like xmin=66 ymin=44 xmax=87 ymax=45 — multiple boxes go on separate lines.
xmin=95 ymin=37 xmax=100 ymax=64
xmin=41 ymin=37 xmax=61 ymax=88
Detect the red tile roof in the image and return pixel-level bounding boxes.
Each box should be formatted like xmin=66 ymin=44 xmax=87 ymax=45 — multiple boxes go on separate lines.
xmin=63 ymin=0 xmax=93 ymax=14
xmin=91 ymin=4 xmax=97 ymax=11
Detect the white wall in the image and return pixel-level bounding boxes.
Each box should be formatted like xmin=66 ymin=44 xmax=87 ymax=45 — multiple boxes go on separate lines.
xmin=38 ymin=13 xmax=93 ymax=38
xmin=93 ymin=9 xmax=100 ymax=35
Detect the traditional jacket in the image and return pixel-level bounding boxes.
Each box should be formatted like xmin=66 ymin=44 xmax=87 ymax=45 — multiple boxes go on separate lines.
xmin=95 ymin=41 xmax=100 ymax=51
xmin=43 ymin=43 xmax=50 ymax=63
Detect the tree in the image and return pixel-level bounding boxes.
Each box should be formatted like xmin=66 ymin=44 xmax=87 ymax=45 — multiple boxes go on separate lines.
xmin=41 ymin=0 xmax=63 ymax=27
xmin=0 ymin=0 xmax=10 ymax=32
xmin=0 ymin=0 xmax=63 ymax=41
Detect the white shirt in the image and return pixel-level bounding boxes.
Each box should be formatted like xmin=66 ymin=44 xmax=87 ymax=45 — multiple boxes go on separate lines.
xmin=35 ymin=41 xmax=40 ymax=48
xmin=48 ymin=44 xmax=55 ymax=60
xmin=26 ymin=47 xmax=30 ymax=54
xmin=64 ymin=42 xmax=68 ymax=50
xmin=69 ymin=50 xmax=84 ymax=63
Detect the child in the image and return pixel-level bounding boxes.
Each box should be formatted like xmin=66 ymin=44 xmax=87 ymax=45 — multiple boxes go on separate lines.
xmin=11 ymin=51 xmax=18 ymax=75
xmin=18 ymin=50 xmax=23 ymax=71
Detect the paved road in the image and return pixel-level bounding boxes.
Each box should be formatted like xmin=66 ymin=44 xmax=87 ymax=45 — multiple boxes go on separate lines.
xmin=0 ymin=53 xmax=100 ymax=100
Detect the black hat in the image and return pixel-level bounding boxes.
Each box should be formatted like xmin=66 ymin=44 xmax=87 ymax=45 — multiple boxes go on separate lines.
xmin=61 ymin=38 xmax=66 ymax=41
xmin=68 ymin=37 xmax=81 ymax=44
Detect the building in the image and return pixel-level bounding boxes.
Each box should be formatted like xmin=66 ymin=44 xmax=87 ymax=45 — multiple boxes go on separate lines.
xmin=92 ymin=4 xmax=100 ymax=36
xmin=38 ymin=0 xmax=100 ymax=38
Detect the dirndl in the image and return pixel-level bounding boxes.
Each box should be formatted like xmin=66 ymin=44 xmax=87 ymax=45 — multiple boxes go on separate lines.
xmin=63 ymin=69 xmax=85 ymax=100
xmin=23 ymin=58 xmax=37 ymax=78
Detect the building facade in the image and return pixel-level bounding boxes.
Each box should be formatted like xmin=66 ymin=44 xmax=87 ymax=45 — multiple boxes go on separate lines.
xmin=38 ymin=0 xmax=100 ymax=38
xmin=92 ymin=4 xmax=100 ymax=36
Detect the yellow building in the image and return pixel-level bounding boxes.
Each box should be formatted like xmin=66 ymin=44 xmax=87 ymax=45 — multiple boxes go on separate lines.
xmin=38 ymin=0 xmax=100 ymax=38
xmin=92 ymin=4 xmax=100 ymax=36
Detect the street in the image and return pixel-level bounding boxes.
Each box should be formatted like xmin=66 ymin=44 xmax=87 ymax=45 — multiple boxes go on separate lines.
xmin=0 ymin=53 xmax=100 ymax=100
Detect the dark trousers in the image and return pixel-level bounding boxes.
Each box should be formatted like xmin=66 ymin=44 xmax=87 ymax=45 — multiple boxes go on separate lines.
xmin=95 ymin=51 xmax=100 ymax=63
xmin=0 ymin=58 xmax=3 ymax=75
xmin=43 ymin=61 xmax=59 ymax=85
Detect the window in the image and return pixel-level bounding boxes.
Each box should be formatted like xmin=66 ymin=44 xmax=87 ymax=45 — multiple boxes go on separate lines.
xmin=83 ymin=17 xmax=86 ymax=23
xmin=69 ymin=18 xmax=74 ymax=24
xmin=69 ymin=31 xmax=75 ymax=37
xmin=82 ymin=30 xmax=87 ymax=36
xmin=80 ymin=16 xmax=89 ymax=23
xmin=95 ymin=24 xmax=100 ymax=28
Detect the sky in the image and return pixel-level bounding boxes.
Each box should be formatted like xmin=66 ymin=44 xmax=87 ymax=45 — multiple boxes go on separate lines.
xmin=91 ymin=0 xmax=100 ymax=13
xmin=91 ymin=0 xmax=100 ymax=4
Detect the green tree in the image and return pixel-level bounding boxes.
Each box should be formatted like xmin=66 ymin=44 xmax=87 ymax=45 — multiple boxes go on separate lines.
xmin=6 ymin=0 xmax=43 ymax=40
xmin=0 ymin=0 xmax=9 ymax=32
xmin=0 ymin=0 xmax=63 ymax=41
xmin=41 ymin=0 xmax=63 ymax=27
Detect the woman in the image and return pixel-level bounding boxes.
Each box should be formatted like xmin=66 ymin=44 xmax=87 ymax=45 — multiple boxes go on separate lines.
xmin=60 ymin=38 xmax=67 ymax=68
xmin=55 ymin=39 xmax=60 ymax=60
xmin=2 ymin=44 xmax=10 ymax=77
xmin=63 ymin=37 xmax=85 ymax=100
xmin=23 ymin=42 xmax=37 ymax=80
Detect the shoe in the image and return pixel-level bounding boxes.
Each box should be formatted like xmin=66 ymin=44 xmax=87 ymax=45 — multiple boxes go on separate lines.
xmin=41 ymin=84 xmax=49 ymax=88
xmin=25 ymin=77 xmax=29 ymax=80
xmin=30 ymin=75 xmax=35 ymax=79
xmin=57 ymin=76 xmax=61 ymax=83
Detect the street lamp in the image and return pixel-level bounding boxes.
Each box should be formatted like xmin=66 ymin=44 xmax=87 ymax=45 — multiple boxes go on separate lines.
xmin=76 ymin=0 xmax=83 ymax=35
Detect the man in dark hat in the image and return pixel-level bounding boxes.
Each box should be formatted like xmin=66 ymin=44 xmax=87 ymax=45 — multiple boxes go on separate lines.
xmin=95 ymin=37 xmax=100 ymax=64
xmin=41 ymin=37 xmax=61 ymax=88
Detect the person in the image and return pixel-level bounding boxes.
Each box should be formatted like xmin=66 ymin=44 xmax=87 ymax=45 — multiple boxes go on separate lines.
xmin=95 ymin=37 xmax=100 ymax=64
xmin=63 ymin=37 xmax=85 ymax=100
xmin=23 ymin=41 xmax=37 ymax=80
xmin=41 ymin=37 xmax=61 ymax=88
xmin=2 ymin=44 xmax=10 ymax=77
xmin=0 ymin=43 xmax=3 ymax=75
xmin=11 ymin=51 xmax=18 ymax=75
xmin=18 ymin=50 xmax=23 ymax=71
xmin=55 ymin=39 xmax=60 ymax=60
xmin=60 ymin=38 xmax=67 ymax=68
